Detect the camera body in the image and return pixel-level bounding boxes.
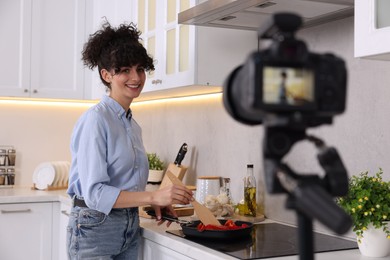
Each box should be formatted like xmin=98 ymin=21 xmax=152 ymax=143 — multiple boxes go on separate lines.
xmin=224 ymin=14 xmax=347 ymax=128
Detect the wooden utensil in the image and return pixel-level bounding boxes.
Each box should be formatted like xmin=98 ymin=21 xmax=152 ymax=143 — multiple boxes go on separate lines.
xmin=166 ymin=171 xmax=221 ymax=226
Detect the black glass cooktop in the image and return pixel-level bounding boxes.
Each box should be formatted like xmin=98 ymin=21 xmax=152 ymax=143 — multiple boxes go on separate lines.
xmin=167 ymin=223 xmax=357 ymax=259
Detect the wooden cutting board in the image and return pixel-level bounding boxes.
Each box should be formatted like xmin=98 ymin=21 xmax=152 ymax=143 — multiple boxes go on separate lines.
xmin=166 ymin=171 xmax=221 ymax=226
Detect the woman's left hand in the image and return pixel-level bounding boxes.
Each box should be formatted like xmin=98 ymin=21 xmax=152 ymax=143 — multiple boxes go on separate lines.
xmin=151 ymin=205 xmax=177 ymax=227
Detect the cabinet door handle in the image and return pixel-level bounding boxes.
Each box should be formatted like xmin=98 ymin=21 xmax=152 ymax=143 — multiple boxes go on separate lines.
xmin=151 ymin=79 xmax=163 ymax=84
xmin=24 ymin=89 xmax=29 ymax=93
xmin=33 ymin=89 xmax=38 ymax=94
xmin=1 ymin=209 xmax=32 ymax=214
xmin=61 ymin=210 xmax=70 ymax=217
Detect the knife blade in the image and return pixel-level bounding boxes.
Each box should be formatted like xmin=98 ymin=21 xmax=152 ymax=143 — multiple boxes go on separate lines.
xmin=174 ymin=143 xmax=188 ymax=166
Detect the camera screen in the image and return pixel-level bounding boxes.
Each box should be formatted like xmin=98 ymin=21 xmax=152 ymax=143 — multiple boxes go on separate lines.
xmin=263 ymin=66 xmax=314 ymax=106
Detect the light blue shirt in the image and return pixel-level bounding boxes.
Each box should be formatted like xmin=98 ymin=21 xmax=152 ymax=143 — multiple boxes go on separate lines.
xmin=67 ymin=95 xmax=149 ymax=215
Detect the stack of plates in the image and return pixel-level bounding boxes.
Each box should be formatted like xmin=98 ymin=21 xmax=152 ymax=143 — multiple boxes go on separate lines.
xmin=33 ymin=161 xmax=70 ymax=190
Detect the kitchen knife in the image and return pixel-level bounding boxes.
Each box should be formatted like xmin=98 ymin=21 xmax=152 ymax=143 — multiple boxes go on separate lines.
xmin=174 ymin=143 xmax=188 ymax=166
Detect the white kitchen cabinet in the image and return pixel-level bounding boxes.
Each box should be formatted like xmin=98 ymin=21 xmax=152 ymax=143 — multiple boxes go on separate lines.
xmin=58 ymin=202 xmax=71 ymax=260
xmin=0 ymin=0 xmax=32 ymax=97
xmin=140 ymin=238 xmax=193 ymax=260
xmin=0 ymin=0 xmax=87 ymax=99
xmin=84 ymin=0 xmax=137 ymax=100
xmin=0 ymin=202 xmax=54 ymax=260
xmin=355 ymin=0 xmax=390 ymax=60
xmin=133 ymin=0 xmax=257 ymax=93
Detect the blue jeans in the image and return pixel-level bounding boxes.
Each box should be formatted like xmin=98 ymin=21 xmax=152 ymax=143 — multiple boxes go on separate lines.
xmin=67 ymin=206 xmax=140 ymax=259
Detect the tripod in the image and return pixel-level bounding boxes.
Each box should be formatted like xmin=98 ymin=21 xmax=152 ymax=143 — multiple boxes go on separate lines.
xmin=263 ymin=127 xmax=352 ymax=260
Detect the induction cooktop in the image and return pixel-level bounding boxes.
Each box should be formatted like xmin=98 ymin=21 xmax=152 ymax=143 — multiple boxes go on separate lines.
xmin=167 ymin=223 xmax=357 ymax=259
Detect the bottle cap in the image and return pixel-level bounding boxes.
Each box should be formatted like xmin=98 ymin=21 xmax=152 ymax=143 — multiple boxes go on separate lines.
xmin=247 ymin=164 xmax=254 ymax=168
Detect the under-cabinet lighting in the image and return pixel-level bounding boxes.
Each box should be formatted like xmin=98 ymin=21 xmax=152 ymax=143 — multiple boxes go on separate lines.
xmin=0 ymin=92 xmax=222 ymax=107
xmin=132 ymin=92 xmax=222 ymax=106
xmin=0 ymin=97 xmax=97 ymax=108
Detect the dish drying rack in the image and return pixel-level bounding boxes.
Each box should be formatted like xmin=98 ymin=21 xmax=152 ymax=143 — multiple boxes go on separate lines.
xmin=32 ymin=161 xmax=70 ymax=191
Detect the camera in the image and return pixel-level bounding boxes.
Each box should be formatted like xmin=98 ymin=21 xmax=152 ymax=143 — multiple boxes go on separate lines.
xmin=223 ymin=13 xmax=347 ymax=128
xmin=223 ymin=14 xmax=352 ymax=240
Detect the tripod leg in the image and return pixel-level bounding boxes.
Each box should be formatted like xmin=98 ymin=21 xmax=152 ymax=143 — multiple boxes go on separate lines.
xmin=297 ymin=212 xmax=314 ymax=260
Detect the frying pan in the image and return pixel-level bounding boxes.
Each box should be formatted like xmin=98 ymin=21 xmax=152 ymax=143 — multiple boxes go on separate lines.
xmin=181 ymin=219 xmax=253 ymax=240
xmin=146 ymin=210 xmax=253 ymax=240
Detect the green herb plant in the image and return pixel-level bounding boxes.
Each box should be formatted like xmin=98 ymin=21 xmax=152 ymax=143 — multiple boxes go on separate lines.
xmin=147 ymin=153 xmax=164 ymax=171
xmin=337 ymin=168 xmax=390 ymax=242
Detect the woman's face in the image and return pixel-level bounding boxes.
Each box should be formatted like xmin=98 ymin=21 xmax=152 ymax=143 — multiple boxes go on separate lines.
xmin=102 ymin=65 xmax=146 ymax=107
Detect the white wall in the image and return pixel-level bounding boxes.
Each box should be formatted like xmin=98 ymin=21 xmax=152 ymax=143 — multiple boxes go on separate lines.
xmin=0 ymin=16 xmax=389 ymax=237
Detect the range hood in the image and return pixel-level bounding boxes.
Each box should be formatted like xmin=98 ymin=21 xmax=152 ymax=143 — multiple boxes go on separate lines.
xmin=178 ymin=0 xmax=354 ymax=31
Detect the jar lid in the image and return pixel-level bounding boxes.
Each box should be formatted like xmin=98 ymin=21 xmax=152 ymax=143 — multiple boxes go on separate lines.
xmin=6 ymin=168 xmax=15 ymax=173
xmin=0 ymin=168 xmax=6 ymax=173
xmin=8 ymin=149 xmax=16 ymax=153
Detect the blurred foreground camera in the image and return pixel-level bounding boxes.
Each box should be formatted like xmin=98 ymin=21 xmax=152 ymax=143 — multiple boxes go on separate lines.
xmin=223 ymin=14 xmax=352 ymax=258
xmin=223 ymin=13 xmax=347 ymax=127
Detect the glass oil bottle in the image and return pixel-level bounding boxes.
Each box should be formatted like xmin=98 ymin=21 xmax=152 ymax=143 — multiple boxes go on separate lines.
xmin=243 ymin=164 xmax=257 ymax=217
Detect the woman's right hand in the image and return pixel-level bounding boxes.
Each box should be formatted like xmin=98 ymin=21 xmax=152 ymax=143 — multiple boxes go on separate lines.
xmin=151 ymin=184 xmax=194 ymax=206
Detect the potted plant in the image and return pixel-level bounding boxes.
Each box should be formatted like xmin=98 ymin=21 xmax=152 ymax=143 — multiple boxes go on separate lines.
xmin=147 ymin=153 xmax=165 ymax=183
xmin=337 ymin=168 xmax=390 ymax=257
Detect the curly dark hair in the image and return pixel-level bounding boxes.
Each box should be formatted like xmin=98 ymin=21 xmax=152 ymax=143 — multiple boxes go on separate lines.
xmin=82 ymin=22 xmax=155 ymax=88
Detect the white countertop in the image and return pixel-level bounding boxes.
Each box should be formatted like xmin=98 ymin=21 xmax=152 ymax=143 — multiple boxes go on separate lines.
xmin=0 ymin=186 xmax=71 ymax=205
xmin=0 ymin=187 xmax=379 ymax=260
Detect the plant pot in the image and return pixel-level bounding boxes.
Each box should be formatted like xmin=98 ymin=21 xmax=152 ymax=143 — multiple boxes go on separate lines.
xmin=358 ymin=223 xmax=390 ymax=257
xmin=147 ymin=170 xmax=164 ymax=183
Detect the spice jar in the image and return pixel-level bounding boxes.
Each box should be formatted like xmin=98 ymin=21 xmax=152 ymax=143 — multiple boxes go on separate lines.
xmin=0 ymin=168 xmax=6 ymax=185
xmin=0 ymin=150 xmax=6 ymax=166
xmin=6 ymin=168 xmax=15 ymax=185
xmin=7 ymin=149 xmax=16 ymax=166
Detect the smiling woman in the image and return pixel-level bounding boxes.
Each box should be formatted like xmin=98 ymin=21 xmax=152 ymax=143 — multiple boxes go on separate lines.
xmin=66 ymin=21 xmax=194 ymax=260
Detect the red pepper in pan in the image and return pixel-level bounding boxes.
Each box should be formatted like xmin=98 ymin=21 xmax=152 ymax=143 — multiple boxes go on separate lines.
xmin=197 ymin=220 xmax=248 ymax=232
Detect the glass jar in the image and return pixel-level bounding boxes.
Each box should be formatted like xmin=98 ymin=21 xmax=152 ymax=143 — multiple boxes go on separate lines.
xmin=0 ymin=168 xmax=6 ymax=185
xmin=0 ymin=149 xmax=6 ymax=166
xmin=6 ymin=168 xmax=15 ymax=185
xmin=7 ymin=149 xmax=16 ymax=166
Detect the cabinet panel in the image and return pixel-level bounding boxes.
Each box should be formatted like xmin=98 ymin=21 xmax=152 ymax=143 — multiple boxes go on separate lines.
xmin=134 ymin=0 xmax=257 ymax=96
xmin=30 ymin=0 xmax=86 ymax=99
xmin=355 ymin=0 xmax=390 ymax=60
xmin=142 ymin=238 xmax=193 ymax=260
xmin=0 ymin=202 xmax=53 ymax=260
xmin=0 ymin=0 xmax=32 ymax=97
xmin=84 ymin=0 xmax=136 ymax=100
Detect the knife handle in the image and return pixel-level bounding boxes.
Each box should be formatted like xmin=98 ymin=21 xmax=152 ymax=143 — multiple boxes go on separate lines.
xmin=174 ymin=143 xmax=188 ymax=166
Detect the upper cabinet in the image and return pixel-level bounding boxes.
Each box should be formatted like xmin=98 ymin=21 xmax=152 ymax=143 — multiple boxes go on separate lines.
xmin=84 ymin=0 xmax=136 ymax=100
xmin=133 ymin=0 xmax=258 ymax=95
xmin=0 ymin=0 xmax=87 ymax=99
xmin=355 ymin=0 xmax=390 ymax=60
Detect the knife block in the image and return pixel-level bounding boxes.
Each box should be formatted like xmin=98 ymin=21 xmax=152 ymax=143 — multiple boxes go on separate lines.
xmin=159 ymin=163 xmax=187 ymax=190
xmin=139 ymin=163 xmax=189 ymax=219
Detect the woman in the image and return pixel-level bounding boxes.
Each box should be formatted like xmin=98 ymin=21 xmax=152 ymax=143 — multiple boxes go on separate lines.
xmin=67 ymin=22 xmax=193 ymax=259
